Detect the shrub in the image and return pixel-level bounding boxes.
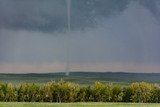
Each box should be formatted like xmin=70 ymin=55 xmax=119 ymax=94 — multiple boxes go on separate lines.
xmin=92 ymin=82 xmax=112 ymax=102
xmin=0 ymin=83 xmax=17 ymax=101
xmin=122 ymin=86 xmax=133 ymax=102
xmin=150 ymin=84 xmax=160 ymax=103
xmin=129 ymin=82 xmax=153 ymax=103
xmin=112 ymin=85 xmax=123 ymax=102
xmin=0 ymin=81 xmax=159 ymax=103
xmin=17 ymin=83 xmax=40 ymax=102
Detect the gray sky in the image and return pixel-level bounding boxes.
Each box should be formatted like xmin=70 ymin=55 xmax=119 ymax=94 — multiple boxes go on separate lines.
xmin=0 ymin=0 xmax=160 ymax=73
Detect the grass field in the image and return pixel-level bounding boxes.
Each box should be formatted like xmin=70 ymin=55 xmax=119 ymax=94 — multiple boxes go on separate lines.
xmin=0 ymin=102 xmax=160 ymax=107
xmin=1 ymin=72 xmax=160 ymax=85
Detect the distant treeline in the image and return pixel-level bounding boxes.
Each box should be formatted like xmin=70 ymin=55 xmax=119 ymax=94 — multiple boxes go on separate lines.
xmin=0 ymin=81 xmax=160 ymax=103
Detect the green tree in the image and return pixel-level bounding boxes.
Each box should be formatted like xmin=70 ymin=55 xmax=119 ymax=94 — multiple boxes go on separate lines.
xmin=150 ymin=84 xmax=160 ymax=103
xmin=129 ymin=82 xmax=153 ymax=103
xmin=17 ymin=83 xmax=40 ymax=102
xmin=112 ymin=85 xmax=122 ymax=102
xmin=122 ymin=86 xmax=133 ymax=102
xmin=92 ymin=82 xmax=112 ymax=102
xmin=0 ymin=83 xmax=17 ymax=101
xmin=39 ymin=82 xmax=54 ymax=102
xmin=77 ymin=86 xmax=87 ymax=102
xmin=56 ymin=80 xmax=80 ymax=102
xmin=84 ymin=86 xmax=94 ymax=102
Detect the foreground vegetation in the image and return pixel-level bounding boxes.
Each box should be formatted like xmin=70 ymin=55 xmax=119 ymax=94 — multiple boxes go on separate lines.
xmin=0 ymin=102 xmax=160 ymax=107
xmin=0 ymin=81 xmax=160 ymax=103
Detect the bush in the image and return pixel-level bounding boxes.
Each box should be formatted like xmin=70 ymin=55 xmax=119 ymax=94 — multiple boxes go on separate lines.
xmin=92 ymin=82 xmax=112 ymax=102
xmin=150 ymin=84 xmax=160 ymax=103
xmin=0 ymin=83 xmax=17 ymax=101
xmin=122 ymin=86 xmax=133 ymax=102
xmin=0 ymin=81 xmax=159 ymax=103
xmin=17 ymin=83 xmax=40 ymax=102
xmin=128 ymin=82 xmax=153 ymax=103
xmin=112 ymin=85 xmax=123 ymax=102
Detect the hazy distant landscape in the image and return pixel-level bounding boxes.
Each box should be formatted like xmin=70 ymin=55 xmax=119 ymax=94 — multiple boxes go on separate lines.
xmin=1 ymin=72 xmax=160 ymax=85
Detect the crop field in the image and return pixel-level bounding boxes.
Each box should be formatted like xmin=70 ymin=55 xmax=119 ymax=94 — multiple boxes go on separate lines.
xmin=1 ymin=72 xmax=160 ymax=85
xmin=0 ymin=102 xmax=160 ymax=107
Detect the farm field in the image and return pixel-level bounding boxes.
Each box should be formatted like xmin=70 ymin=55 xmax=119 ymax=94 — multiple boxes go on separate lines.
xmin=0 ymin=102 xmax=160 ymax=107
xmin=1 ymin=72 xmax=160 ymax=85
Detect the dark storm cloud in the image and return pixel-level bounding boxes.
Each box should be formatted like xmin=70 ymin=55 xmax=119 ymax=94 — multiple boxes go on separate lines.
xmin=0 ymin=0 xmax=160 ymax=32
xmin=0 ymin=0 xmax=160 ymax=73
xmin=140 ymin=0 xmax=160 ymax=21
xmin=1 ymin=0 xmax=160 ymax=65
xmin=0 ymin=0 xmax=130 ymax=32
xmin=0 ymin=0 xmax=67 ymax=32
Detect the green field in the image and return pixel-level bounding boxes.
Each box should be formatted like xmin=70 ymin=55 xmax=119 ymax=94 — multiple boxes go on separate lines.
xmin=1 ymin=72 xmax=160 ymax=85
xmin=0 ymin=102 xmax=160 ymax=107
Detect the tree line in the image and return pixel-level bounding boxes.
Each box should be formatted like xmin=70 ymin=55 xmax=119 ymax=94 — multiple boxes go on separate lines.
xmin=0 ymin=81 xmax=160 ymax=103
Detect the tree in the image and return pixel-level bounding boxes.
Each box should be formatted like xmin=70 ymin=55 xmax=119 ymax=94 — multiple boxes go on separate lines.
xmin=122 ymin=86 xmax=133 ymax=102
xmin=112 ymin=85 xmax=123 ymax=102
xmin=129 ymin=82 xmax=153 ymax=103
xmin=77 ymin=86 xmax=87 ymax=102
xmin=92 ymin=82 xmax=112 ymax=102
xmin=57 ymin=80 xmax=80 ymax=102
xmin=150 ymin=84 xmax=160 ymax=103
xmin=0 ymin=83 xmax=17 ymax=101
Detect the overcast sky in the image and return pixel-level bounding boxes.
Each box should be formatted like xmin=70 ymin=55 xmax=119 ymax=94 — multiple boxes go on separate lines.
xmin=0 ymin=0 xmax=160 ymax=73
